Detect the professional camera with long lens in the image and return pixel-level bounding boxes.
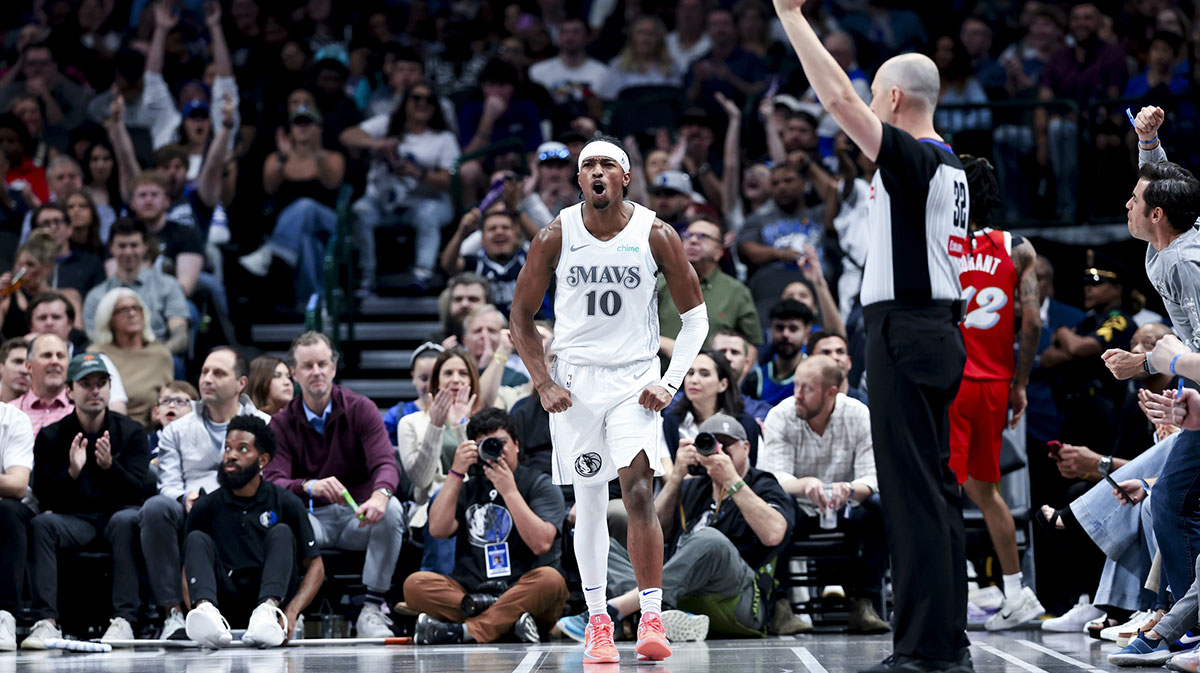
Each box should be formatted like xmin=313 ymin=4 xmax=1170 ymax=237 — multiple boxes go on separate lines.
xmin=688 ymin=432 xmax=718 ymax=476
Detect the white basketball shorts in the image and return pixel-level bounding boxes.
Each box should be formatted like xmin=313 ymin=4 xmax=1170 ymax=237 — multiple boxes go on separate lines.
xmin=548 ymin=358 xmax=667 ymax=486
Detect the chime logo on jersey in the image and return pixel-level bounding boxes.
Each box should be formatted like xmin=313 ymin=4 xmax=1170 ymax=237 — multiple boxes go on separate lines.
xmin=575 ymin=452 xmax=603 ymax=477
xmin=564 ymin=265 xmax=642 ymax=289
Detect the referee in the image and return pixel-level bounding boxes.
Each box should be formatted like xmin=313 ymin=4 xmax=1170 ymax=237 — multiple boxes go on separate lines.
xmin=775 ymin=4 xmax=971 ymax=673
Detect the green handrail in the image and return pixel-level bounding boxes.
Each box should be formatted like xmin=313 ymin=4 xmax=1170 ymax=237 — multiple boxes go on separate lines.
xmin=306 ymin=185 xmax=354 ymax=375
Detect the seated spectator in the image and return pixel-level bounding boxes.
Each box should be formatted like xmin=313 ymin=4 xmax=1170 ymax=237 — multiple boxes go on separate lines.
xmin=80 ymin=144 xmax=120 ymax=236
xmin=931 ymin=36 xmax=992 ymax=135
xmin=88 ymin=288 xmax=174 ymax=429
xmin=736 ymin=160 xmax=834 ymax=285
xmin=710 ymin=329 xmax=773 ymax=420
xmin=517 ymin=141 xmax=578 ymax=229
xmin=0 ymin=148 xmax=34 ymax=233
xmin=807 ymin=330 xmax=867 ymax=405
xmin=456 ymin=59 xmax=544 ymax=204
xmin=403 ymin=408 xmax=567 ymax=644
xmin=684 ymin=8 xmax=766 ymax=110
xmin=602 ymin=17 xmax=685 ymax=99
xmin=0 ymin=395 xmax=33 ymax=650
xmin=247 ymin=355 xmax=294 ymax=417
xmin=0 ymin=229 xmax=58 ymax=340
xmin=743 ymin=299 xmax=814 ymax=406
xmin=464 ymin=306 xmax=530 ymax=409
xmin=667 ymin=0 xmax=712 ymax=70
xmin=238 ymin=103 xmax=346 ymax=312
xmin=140 ymin=347 xmax=270 ymax=639
xmin=385 ymin=343 xmax=443 ymax=444
xmin=440 ymin=273 xmax=492 ymax=348
xmin=148 ymin=380 xmax=197 ymax=457
xmin=440 ymin=209 xmax=526 ymax=317
xmin=361 ymin=45 xmax=436 ymax=119
xmin=0 ymin=41 xmax=89 ymax=148
xmin=22 ymin=353 xmax=154 ymax=649
xmin=659 ymin=218 xmax=762 ymax=361
xmin=27 ymin=291 xmax=129 ymax=415
xmin=757 ymin=355 xmax=888 ymax=633
xmin=663 ymin=351 xmax=760 ymax=464
xmin=182 ymin=416 xmax=324 ymax=648
xmin=959 ymin=17 xmax=1007 ymax=97
xmin=1123 ymin=32 xmax=1191 ymax=100
xmin=14 ymin=334 xmax=73 ymax=436
xmin=0 ymin=338 xmax=29 ymax=403
xmin=262 ymin=331 xmax=405 ymax=639
xmin=83 ymin=218 xmax=190 ymax=357
xmin=86 ymin=11 xmax=180 ymax=150
xmin=557 ymin=413 xmax=792 ymax=640
xmin=117 ymin=166 xmax=204 ymax=299
xmin=529 ymin=17 xmax=612 ymax=122
xmin=0 ymin=113 xmax=48 ymax=203
xmin=342 ymin=81 xmax=459 ymax=295
xmin=63 ymin=188 xmax=110 ymax=258
xmin=29 ymin=203 xmax=104 ymax=299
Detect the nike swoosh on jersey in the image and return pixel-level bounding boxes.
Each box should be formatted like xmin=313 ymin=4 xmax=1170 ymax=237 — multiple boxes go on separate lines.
xmin=570 ymin=244 xmax=589 ymax=252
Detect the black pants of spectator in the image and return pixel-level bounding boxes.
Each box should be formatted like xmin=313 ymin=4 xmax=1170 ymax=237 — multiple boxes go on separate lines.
xmin=30 ymin=508 xmax=141 ymax=622
xmin=864 ymin=303 xmax=967 ymax=663
xmin=0 ymin=497 xmax=32 ymax=614
xmin=184 ymin=528 xmax=298 ymax=624
xmin=794 ymin=494 xmax=889 ymax=614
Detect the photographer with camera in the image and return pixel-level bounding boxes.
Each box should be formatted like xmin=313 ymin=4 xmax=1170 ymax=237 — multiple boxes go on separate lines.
xmin=403 ymin=408 xmax=567 ymax=645
xmin=555 ymin=412 xmax=793 ymax=642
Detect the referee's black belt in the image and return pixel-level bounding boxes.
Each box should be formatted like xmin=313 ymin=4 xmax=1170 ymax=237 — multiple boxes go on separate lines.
xmin=863 ymin=299 xmax=965 ymax=324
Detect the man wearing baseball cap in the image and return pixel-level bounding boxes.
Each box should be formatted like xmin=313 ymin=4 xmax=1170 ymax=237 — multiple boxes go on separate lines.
xmin=22 ymin=353 xmax=155 ymax=649
xmin=650 ymin=170 xmax=696 ymax=230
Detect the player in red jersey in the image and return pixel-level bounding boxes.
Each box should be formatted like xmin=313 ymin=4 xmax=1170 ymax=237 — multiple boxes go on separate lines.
xmin=949 ymin=157 xmax=1043 ymax=631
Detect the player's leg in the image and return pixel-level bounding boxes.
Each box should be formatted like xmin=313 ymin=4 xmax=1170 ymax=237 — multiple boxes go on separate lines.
xmin=574 ymin=479 xmax=612 ymax=617
xmin=964 ymin=478 xmax=1019 ymax=576
xmin=617 ymin=451 xmax=663 ymax=597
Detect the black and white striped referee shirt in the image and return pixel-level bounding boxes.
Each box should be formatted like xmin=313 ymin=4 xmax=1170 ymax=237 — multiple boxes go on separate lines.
xmin=860 ymin=124 xmax=969 ymax=307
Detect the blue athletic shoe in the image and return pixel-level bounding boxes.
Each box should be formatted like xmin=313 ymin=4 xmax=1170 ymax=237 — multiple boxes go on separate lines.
xmin=555 ymin=612 xmax=587 ymax=643
xmin=1109 ymin=632 xmax=1174 ymax=667
xmin=1176 ymin=631 xmax=1200 ymax=653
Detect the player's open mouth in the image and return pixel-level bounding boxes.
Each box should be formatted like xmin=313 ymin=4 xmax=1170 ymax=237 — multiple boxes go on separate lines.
xmin=592 ymin=181 xmax=605 ymax=195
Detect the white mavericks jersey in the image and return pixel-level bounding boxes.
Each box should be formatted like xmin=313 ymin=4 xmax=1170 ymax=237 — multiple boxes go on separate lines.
xmin=553 ymin=201 xmax=660 ymax=367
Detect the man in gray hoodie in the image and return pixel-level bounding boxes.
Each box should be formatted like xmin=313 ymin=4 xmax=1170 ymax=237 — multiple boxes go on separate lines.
xmin=138 ymin=347 xmax=272 ymax=639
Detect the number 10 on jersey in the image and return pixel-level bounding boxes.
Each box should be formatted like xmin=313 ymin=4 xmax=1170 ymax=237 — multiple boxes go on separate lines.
xmin=585 ymin=290 xmax=622 ymax=317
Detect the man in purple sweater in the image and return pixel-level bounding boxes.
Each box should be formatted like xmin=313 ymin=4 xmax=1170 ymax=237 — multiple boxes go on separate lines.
xmin=262 ymin=331 xmax=404 ymax=638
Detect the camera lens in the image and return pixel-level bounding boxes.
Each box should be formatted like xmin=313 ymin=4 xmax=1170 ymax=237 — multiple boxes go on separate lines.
xmin=694 ymin=432 xmax=717 ymax=457
xmin=479 ymin=437 xmax=505 ymax=462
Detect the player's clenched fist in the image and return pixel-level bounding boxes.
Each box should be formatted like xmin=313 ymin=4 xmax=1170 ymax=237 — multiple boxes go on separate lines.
xmin=638 ymin=385 xmax=672 ymax=412
xmin=537 ymin=381 xmax=572 ymax=413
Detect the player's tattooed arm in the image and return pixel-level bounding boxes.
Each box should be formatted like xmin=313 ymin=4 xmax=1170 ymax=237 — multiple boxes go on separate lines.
xmin=1011 ymin=235 xmax=1042 ymax=388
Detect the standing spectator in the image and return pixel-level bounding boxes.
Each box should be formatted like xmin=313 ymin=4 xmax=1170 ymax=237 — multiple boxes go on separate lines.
xmin=685 ymin=8 xmax=767 ymax=110
xmin=82 ymin=219 xmax=190 ymax=356
xmin=13 ymin=334 xmax=73 ymax=437
xmin=659 ymin=218 xmax=762 ymax=358
xmin=262 ymin=331 xmax=405 ymax=639
xmin=667 ymin=0 xmax=713 ymax=71
xmin=744 ymin=299 xmax=814 ymax=406
xmin=182 ymin=416 xmax=324 ymax=649
xmin=0 ymin=397 xmax=33 ymax=650
xmin=757 ymin=355 xmax=888 ymax=633
xmin=21 ymin=354 xmax=154 ymax=649
xmin=87 ymin=288 xmax=174 ymax=429
xmin=246 ymin=355 xmax=293 ymax=417
xmin=341 ymin=82 xmax=459 ymax=295
xmin=140 ymin=347 xmax=270 ymax=640
xmin=403 ymin=408 xmax=567 ymax=644
xmin=0 ymin=338 xmax=29 ymax=403
xmin=239 ymin=103 xmax=345 ymax=312
xmin=601 ymin=17 xmax=684 ymax=99
xmin=736 ymin=160 xmax=834 ymax=284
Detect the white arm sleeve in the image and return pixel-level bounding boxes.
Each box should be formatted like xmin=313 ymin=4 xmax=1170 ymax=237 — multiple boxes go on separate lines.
xmin=659 ymin=303 xmax=708 ymax=392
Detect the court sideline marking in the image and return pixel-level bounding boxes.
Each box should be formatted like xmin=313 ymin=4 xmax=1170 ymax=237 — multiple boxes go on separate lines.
xmin=1015 ymin=638 xmax=1106 ymax=672
xmin=792 ymin=646 xmax=830 ymax=673
xmin=976 ymin=643 xmax=1051 ymax=673
xmin=513 ymin=650 xmax=544 ymax=673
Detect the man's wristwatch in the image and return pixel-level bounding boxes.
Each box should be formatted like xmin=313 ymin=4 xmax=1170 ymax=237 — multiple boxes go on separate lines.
xmin=1098 ymin=456 xmax=1114 ymax=478
xmin=1144 ymin=354 xmax=1154 ymax=374
xmin=375 ymin=487 xmax=393 ymax=499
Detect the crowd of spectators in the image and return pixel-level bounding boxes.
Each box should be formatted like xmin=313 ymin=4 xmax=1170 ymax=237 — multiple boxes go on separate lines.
xmin=0 ymin=0 xmax=1198 ymax=657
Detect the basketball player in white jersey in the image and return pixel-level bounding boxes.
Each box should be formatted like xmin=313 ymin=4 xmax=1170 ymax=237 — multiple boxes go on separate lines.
xmin=510 ymin=136 xmax=707 ymax=663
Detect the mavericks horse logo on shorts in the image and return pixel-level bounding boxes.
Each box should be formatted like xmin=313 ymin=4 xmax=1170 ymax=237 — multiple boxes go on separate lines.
xmin=575 ymin=452 xmax=603 ymax=477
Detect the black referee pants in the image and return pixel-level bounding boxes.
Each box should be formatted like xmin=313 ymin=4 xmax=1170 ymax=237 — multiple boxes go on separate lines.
xmin=864 ymin=303 xmax=967 ymax=663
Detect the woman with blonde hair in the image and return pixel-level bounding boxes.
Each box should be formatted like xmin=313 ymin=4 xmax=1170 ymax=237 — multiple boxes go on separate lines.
xmin=600 ymin=16 xmax=684 ymax=98
xmin=0 ymin=227 xmax=59 ymax=339
xmin=89 ymin=288 xmax=173 ymax=428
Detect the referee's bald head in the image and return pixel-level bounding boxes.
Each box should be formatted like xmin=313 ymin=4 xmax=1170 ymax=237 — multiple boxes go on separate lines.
xmin=870 ymin=53 xmax=940 ymax=121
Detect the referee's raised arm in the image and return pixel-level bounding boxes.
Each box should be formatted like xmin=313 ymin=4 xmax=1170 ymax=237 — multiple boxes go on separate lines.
xmin=773 ymin=0 xmax=882 ymax=161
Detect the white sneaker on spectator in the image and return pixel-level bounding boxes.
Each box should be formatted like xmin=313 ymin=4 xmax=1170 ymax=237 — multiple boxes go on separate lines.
xmin=186 ymin=602 xmax=233 ymax=648
xmin=1102 ymin=611 xmax=1154 ymax=642
xmin=984 ymin=587 xmax=1044 ymax=631
xmin=101 ymin=616 xmax=135 ymax=644
xmin=238 ymin=246 xmax=273 ymax=277
xmin=20 ymin=619 xmax=61 ymax=650
xmin=1044 ymin=596 xmax=1105 ymax=632
xmin=0 ymin=610 xmax=14 ymax=651
xmin=243 ymin=602 xmax=287 ymax=648
xmin=356 ymin=603 xmax=394 ymax=638
xmin=661 ymin=610 xmax=709 ymax=642
xmin=159 ymin=607 xmax=187 ymax=640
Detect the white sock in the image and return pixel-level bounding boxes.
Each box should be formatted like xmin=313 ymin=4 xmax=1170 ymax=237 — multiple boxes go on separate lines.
xmin=1003 ymin=572 xmax=1023 ymax=598
xmin=574 ymin=482 xmax=611 ymax=618
xmin=639 ymin=588 xmax=662 ymax=616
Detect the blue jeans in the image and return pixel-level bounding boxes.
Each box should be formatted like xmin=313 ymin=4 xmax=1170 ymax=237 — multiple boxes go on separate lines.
xmin=1072 ymin=436 xmax=1173 ymax=610
xmin=268 ymin=198 xmax=337 ymax=306
xmin=419 ymin=489 xmax=455 ymax=575
xmin=353 ymin=193 xmax=453 ymax=283
xmin=1152 ymin=430 xmax=1200 ymax=601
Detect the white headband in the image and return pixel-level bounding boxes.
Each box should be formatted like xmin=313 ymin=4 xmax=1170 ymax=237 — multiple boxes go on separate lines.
xmin=578 ymin=141 xmax=630 ymax=174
